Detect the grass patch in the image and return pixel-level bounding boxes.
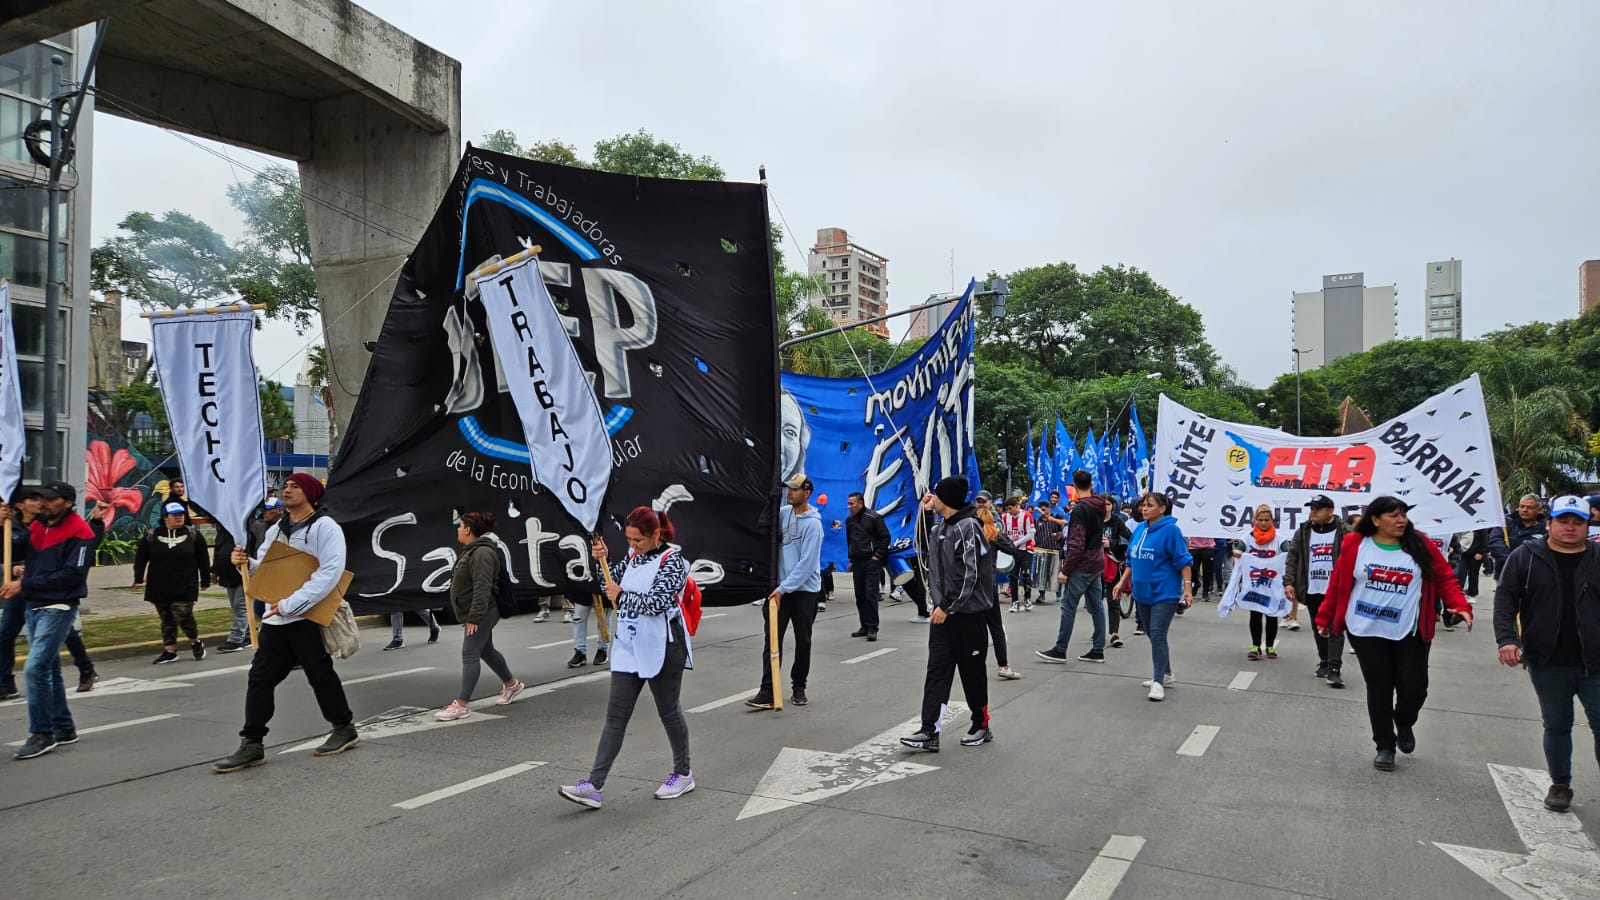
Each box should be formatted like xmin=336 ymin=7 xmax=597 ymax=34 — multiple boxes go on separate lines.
xmin=77 ymin=607 xmax=237 ymax=650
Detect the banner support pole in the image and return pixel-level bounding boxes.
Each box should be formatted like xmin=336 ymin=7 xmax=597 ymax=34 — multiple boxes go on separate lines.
xmin=766 ymin=593 xmax=783 ymax=710
xmin=3 ymin=517 xmax=12 ymax=593
xmin=241 ymin=563 xmax=258 ymax=648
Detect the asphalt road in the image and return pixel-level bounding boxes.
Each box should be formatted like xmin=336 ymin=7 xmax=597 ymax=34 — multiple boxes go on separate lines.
xmin=3 ymin=588 xmax=1595 ymax=899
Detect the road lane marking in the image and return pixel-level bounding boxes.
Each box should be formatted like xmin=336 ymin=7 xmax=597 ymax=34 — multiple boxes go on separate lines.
xmin=529 ymin=639 xmax=572 ymax=650
xmin=1227 ymin=671 xmax=1256 ymax=691
xmin=1176 ymin=725 xmax=1221 ymax=757
xmin=393 ymin=761 xmax=547 ymax=810
xmin=153 ymin=664 xmax=251 ymax=681
xmin=279 ymin=706 xmax=506 ymax=753
xmin=841 ymin=648 xmax=898 ymax=665
xmin=6 ymin=713 xmax=179 ymax=746
xmin=687 ymin=692 xmax=753 ymax=713
xmin=701 ymin=613 xmax=727 ymax=619
xmin=1435 ymin=763 xmax=1600 ymax=896
xmin=343 ymin=667 xmax=434 ymax=686
xmin=1065 ymin=835 xmax=1146 ymax=900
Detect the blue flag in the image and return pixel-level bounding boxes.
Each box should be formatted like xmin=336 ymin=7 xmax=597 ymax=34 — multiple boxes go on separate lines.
xmin=1129 ymin=400 xmax=1152 ymax=494
xmin=1081 ymin=427 xmax=1099 ymax=496
xmin=1024 ymin=423 xmax=1039 ymax=505
xmin=1054 ymin=417 xmax=1073 ymax=501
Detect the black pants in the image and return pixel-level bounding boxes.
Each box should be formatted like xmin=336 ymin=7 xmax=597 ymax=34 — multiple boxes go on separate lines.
xmin=1303 ymin=593 xmax=1344 ymax=667
xmin=1349 ymin=633 xmax=1431 ymax=751
xmin=760 ymin=589 xmax=820 ymax=695
xmin=820 ymin=568 xmax=835 ymax=597
xmin=1249 ymin=611 xmax=1278 ymax=648
xmin=982 ymin=589 xmax=1008 ymax=667
xmin=901 ymin=567 xmax=931 ymax=617
xmin=920 ymin=611 xmax=989 ymax=733
xmin=1454 ymin=557 xmax=1480 ymax=597
xmin=852 ymin=559 xmax=883 ymax=631
xmin=241 ymin=620 xmax=353 ymax=741
xmin=155 ymin=598 xmax=199 ymax=646
xmin=1105 ymin=580 xmax=1121 ymax=635
xmin=1190 ymin=548 xmax=1214 ymax=595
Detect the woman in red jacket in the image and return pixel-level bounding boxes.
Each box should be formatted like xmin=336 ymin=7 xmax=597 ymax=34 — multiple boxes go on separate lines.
xmin=1315 ymin=496 xmax=1473 ymax=772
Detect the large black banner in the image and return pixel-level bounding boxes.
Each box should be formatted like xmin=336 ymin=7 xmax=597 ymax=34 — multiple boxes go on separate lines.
xmin=326 ymin=149 xmax=780 ymax=612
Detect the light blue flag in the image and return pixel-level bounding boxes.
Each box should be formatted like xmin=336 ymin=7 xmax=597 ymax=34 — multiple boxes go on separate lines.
xmin=1129 ymin=400 xmax=1152 ymax=493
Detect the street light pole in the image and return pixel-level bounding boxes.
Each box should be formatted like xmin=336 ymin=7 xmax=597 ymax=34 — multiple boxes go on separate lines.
xmin=40 ymin=55 xmax=68 ymax=482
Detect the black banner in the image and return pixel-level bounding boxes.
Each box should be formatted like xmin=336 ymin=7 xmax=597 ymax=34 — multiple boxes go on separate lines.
xmin=326 ymin=149 xmax=780 ymax=612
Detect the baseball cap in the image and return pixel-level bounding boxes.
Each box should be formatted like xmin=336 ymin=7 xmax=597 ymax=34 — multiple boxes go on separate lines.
xmin=781 ymin=474 xmax=813 ymax=491
xmin=36 ymin=480 xmax=75 ymax=503
xmin=162 ymin=502 xmax=187 ymax=516
xmin=975 ymin=490 xmax=993 ymax=502
xmin=1306 ymin=494 xmax=1336 ymax=509
xmin=264 ymin=497 xmax=284 ymax=510
xmin=1548 ymin=495 xmax=1587 ymax=519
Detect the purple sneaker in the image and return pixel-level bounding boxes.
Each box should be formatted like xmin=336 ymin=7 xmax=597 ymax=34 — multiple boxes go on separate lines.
xmin=559 ymin=780 xmax=603 ymax=809
xmin=654 ymin=771 xmax=696 ymax=800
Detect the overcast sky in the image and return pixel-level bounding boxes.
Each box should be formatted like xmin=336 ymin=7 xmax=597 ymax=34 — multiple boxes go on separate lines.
xmin=91 ymin=0 xmax=1600 ymax=388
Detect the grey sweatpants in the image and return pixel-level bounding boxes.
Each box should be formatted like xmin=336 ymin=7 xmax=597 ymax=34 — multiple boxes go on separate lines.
xmin=458 ymin=609 xmax=515 ymax=701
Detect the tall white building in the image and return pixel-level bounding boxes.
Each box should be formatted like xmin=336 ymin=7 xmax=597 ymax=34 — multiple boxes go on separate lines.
xmin=807 ymin=227 xmax=889 ymax=338
xmin=1424 ymin=259 xmax=1463 ymax=340
xmin=1291 ymin=272 xmax=1397 ymax=368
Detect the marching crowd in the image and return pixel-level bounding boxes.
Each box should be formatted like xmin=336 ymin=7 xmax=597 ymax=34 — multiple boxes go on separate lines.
xmin=2 ymin=467 xmax=1597 ymax=817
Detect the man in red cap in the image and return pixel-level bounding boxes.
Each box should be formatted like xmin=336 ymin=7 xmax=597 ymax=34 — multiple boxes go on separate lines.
xmin=215 ymin=473 xmax=357 ymax=772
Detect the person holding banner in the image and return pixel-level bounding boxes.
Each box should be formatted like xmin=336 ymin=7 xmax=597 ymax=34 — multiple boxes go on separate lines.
xmin=433 ymin=511 xmax=524 ymax=721
xmin=1111 ymin=493 xmax=1193 ymax=701
xmin=567 ymin=535 xmax=615 ymax=668
xmin=747 ymin=474 xmax=824 ymax=709
xmin=1316 ymin=496 xmax=1472 ymax=772
xmin=560 ymin=507 xmax=694 ymax=809
xmin=1218 ymin=504 xmax=1293 ymax=661
xmin=214 ymin=474 xmax=357 ymax=773
xmin=2 ymin=488 xmax=98 ymax=698
xmin=132 ymin=502 xmax=212 ymax=664
xmin=1285 ymin=495 xmax=1353 ymax=688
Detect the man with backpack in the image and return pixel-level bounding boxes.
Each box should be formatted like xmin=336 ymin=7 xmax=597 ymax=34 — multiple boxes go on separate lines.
xmin=748 ymin=474 xmax=824 ymax=709
xmin=214 ymin=474 xmax=356 ymax=773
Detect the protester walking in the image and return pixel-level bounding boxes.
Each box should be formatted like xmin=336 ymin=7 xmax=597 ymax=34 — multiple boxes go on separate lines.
xmin=901 ymin=477 xmax=994 ymax=751
xmin=132 ymin=502 xmax=212 ymax=664
xmin=845 ymin=492 xmax=891 ymax=640
xmin=1316 ymin=496 xmax=1472 ymax=772
xmin=1035 ymin=471 xmax=1107 ymax=664
xmin=1450 ymin=529 xmax=1487 ymax=599
xmin=1188 ymin=534 xmax=1215 ymax=601
xmin=2 ymin=487 xmax=97 ymax=699
xmin=384 ymin=607 xmax=441 ymax=651
xmin=976 ymin=505 xmax=1024 ymax=681
xmin=214 ymin=474 xmax=358 ymax=773
xmin=1102 ymin=496 xmax=1132 ymax=648
xmin=1488 ymin=494 xmax=1548 ymax=571
xmin=1030 ymin=493 xmax=1068 ymax=606
xmin=1111 ymin=493 xmax=1193 ymax=700
xmin=434 ymin=511 xmax=523 ymax=721
xmin=748 ymin=474 xmax=824 ymax=708
xmin=560 ymin=507 xmax=694 ymax=808
xmin=1001 ymin=497 xmax=1034 ymax=612
xmin=1494 ymin=495 xmax=1600 ymax=813
xmin=1285 ymin=495 xmax=1352 ymax=688
xmin=1219 ymin=504 xmax=1292 ymax=661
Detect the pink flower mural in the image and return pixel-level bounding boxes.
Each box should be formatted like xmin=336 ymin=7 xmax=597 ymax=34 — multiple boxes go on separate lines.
xmin=84 ymin=439 xmax=146 ymax=527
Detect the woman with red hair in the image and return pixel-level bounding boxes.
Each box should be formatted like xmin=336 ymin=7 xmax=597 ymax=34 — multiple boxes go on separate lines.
xmin=560 ymin=507 xmax=694 ymax=809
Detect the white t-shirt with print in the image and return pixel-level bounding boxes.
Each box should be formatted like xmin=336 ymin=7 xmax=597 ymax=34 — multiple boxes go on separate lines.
xmin=1343 ymin=539 xmax=1423 ymax=640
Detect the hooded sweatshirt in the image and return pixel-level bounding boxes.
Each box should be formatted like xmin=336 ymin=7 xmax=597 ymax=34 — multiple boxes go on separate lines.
xmin=1125 ymin=515 xmax=1193 ymax=605
xmin=1062 ymin=495 xmax=1108 ymax=574
xmin=776 ymin=504 xmax=823 ymax=594
xmin=929 ymin=505 xmax=995 ymax=614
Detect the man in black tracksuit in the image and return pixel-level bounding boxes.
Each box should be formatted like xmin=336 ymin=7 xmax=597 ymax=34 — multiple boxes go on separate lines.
xmin=1284 ymin=494 xmax=1352 ymax=688
xmin=1494 ymin=495 xmax=1600 ymax=814
xmin=845 ymin=492 xmax=891 ymax=640
xmin=901 ymin=475 xmax=994 ymax=752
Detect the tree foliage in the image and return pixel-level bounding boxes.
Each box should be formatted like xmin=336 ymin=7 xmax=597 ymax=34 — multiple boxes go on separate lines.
xmin=90 ymin=211 xmax=234 ymax=309
xmin=1262 ymin=370 xmax=1340 ymax=436
xmin=259 ymin=380 xmax=296 ymax=441
xmin=227 ymin=165 xmax=319 ymax=331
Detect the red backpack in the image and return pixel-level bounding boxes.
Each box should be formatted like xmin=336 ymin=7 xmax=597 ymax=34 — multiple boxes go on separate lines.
xmin=662 ymin=549 xmax=703 ymax=636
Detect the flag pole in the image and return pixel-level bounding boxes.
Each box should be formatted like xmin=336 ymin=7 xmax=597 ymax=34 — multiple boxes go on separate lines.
xmin=138 ymin=303 xmax=268 ymax=318
xmin=766 ymin=593 xmax=784 ymax=710
xmin=241 ymin=560 xmax=259 ymax=649
xmin=3 ymin=517 xmax=12 ymax=592
xmin=465 ymin=245 xmax=543 ymax=285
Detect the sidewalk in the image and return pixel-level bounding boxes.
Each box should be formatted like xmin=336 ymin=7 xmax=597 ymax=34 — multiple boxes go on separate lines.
xmin=80 ymin=563 xmax=233 ymax=620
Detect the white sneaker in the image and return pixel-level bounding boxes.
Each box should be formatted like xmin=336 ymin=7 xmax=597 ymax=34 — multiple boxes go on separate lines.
xmin=1285 ymin=620 xmax=1301 ymax=631
xmin=909 ymin=615 xmax=930 ymax=624
xmin=817 ymin=602 xmax=827 ymax=612
xmin=1141 ymin=674 xmax=1176 ymax=687
xmin=1148 ymin=682 xmax=1165 ymax=701
xmin=997 ymin=666 xmax=1023 ymax=680
xmin=562 ymin=611 xmax=574 ymax=624
xmin=532 ymin=610 xmax=549 ymax=623
xmin=1009 ymin=602 xmax=1021 ymax=613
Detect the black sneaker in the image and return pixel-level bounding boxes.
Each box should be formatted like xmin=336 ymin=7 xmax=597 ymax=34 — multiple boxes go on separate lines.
xmin=851 ymin=629 xmax=869 ymax=638
xmin=1314 ymin=662 xmax=1330 ymax=680
xmin=899 ymin=730 xmax=940 ymax=752
xmin=53 ymin=728 xmax=78 ymax=745
xmin=1373 ymin=749 xmax=1396 ymax=771
xmin=567 ymin=651 xmax=588 ymax=668
xmin=744 ymin=695 xmax=774 ymax=710
xmin=13 ymin=733 xmax=57 ymax=760
xmin=1397 ymin=725 xmax=1416 ymax=755
xmin=866 ymin=632 xmax=878 ymax=642
xmin=593 ymin=648 xmax=608 ymax=666
xmin=153 ymin=650 xmax=179 ymax=665
xmin=212 ymin=739 xmax=266 ymax=773
xmin=191 ymin=641 xmax=206 ymax=661
xmin=1109 ymin=636 xmax=1124 ymax=648
xmin=1545 ymin=784 xmax=1574 ymax=813
xmin=217 ymin=641 xmax=247 ymax=653
xmin=1326 ymin=668 xmax=1345 ymax=689
xmin=791 ymin=689 xmax=809 ymax=706
xmin=0 ymin=683 xmax=17 ymax=701
xmin=312 ymin=725 xmax=360 ymax=757
xmin=428 ymin=624 xmax=441 ymax=644
xmin=960 ymin=727 xmax=994 ymax=747
xmin=1078 ymin=649 xmax=1106 ymax=663
xmin=382 ymin=638 xmax=403 ymax=651
xmin=1035 ymin=648 xmax=1068 ymax=663
xmin=77 ymin=670 xmax=99 ymax=693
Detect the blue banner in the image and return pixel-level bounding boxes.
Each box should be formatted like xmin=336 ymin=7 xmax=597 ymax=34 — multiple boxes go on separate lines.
xmin=781 ymin=284 xmax=980 ymax=570
xmin=1129 ymin=400 xmax=1151 ymax=494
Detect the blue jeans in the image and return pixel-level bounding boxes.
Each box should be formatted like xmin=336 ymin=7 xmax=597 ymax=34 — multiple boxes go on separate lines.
xmin=573 ymin=601 xmax=614 ymax=653
xmin=1527 ymin=663 xmax=1600 ymax=786
xmin=0 ymin=595 xmax=23 ymax=688
xmin=1141 ymin=601 xmax=1179 ymax=682
xmin=24 ymin=607 xmax=77 ymax=735
xmin=1053 ymin=570 xmax=1105 ymax=653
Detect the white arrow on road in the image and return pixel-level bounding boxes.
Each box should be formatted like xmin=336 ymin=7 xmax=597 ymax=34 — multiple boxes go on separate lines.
xmin=737 ymin=703 xmax=967 ymax=820
xmin=1434 ymin=763 xmax=1600 ymax=899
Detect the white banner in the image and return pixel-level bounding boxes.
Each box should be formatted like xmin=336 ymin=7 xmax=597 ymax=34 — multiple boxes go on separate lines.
xmin=0 ymin=282 xmax=24 ymax=500
xmin=149 ymin=309 xmax=268 ymax=545
xmin=476 ymin=255 xmax=610 ymax=531
xmin=1155 ymin=374 xmax=1502 ymax=535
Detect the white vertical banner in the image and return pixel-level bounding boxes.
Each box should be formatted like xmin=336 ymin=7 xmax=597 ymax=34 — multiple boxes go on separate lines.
xmin=148 ymin=309 xmax=268 ymax=545
xmin=0 ymin=281 xmax=24 ymax=500
xmin=476 ymin=255 xmax=610 ymax=531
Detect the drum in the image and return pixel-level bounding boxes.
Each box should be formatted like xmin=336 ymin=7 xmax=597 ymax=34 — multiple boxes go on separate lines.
xmin=995 ymin=550 xmax=1015 ymax=573
xmin=886 ymin=555 xmax=915 ymax=585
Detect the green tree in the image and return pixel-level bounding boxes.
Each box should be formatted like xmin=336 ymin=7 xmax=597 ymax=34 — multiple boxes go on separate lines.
xmin=226 ymin=165 xmax=320 ymax=331
xmin=1479 ymin=348 xmax=1591 ymax=498
xmin=1263 ymin=370 xmax=1340 ymax=436
xmin=1315 ymin=338 xmax=1482 ymax=423
xmin=259 ymin=379 xmax=297 ymax=441
xmin=304 ymin=344 xmax=336 ymax=442
xmin=90 ymin=211 xmax=234 ymax=310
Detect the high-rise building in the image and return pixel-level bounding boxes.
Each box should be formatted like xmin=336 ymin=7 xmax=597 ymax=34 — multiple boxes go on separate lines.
xmin=903 ymin=296 xmax=953 ymax=342
xmin=807 ymin=227 xmax=889 ymax=338
xmin=1 ymin=27 xmax=96 ymax=487
xmin=1581 ymin=260 xmax=1600 ymax=314
xmin=1424 ymin=259 xmax=1463 ymax=341
xmin=1291 ymin=272 xmax=1397 ymax=368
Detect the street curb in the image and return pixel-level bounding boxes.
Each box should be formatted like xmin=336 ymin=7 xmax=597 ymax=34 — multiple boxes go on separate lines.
xmin=12 ymin=616 xmax=390 ymax=668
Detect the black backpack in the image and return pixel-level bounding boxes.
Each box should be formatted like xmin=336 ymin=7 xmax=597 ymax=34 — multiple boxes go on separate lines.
xmin=494 ymin=552 xmax=517 ymax=619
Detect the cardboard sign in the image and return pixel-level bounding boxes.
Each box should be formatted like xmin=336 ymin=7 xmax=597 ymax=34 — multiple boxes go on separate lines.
xmin=248 ymin=542 xmax=353 ymax=627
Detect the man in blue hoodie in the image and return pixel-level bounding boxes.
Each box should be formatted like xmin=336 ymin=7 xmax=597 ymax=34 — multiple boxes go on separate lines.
xmin=748 ymin=473 xmax=824 ymax=709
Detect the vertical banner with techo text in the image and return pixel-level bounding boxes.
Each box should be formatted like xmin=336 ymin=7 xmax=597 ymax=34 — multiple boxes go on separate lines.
xmin=0 ymin=282 xmax=25 ymax=501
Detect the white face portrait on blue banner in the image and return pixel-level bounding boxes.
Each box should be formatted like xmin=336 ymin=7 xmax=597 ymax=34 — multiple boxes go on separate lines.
xmin=0 ymin=282 xmax=24 ymax=500
xmin=148 ymin=310 xmax=268 ymax=544
xmin=475 ymin=254 xmax=612 ymax=532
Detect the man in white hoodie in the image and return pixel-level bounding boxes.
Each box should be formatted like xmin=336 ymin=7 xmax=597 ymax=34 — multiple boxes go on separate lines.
xmin=214 ymin=474 xmax=356 ymax=772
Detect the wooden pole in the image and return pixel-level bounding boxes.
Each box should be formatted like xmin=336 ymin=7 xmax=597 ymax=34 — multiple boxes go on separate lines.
xmin=3 ymin=517 xmax=12 ymax=592
xmin=240 ymin=562 xmax=258 ymax=648
xmin=766 ymin=593 xmax=784 ymax=711
xmin=592 ymin=592 xmax=611 ymax=644
xmin=138 ymin=303 xmax=268 ymax=318
xmin=465 ymin=245 xmax=543 ymax=285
